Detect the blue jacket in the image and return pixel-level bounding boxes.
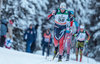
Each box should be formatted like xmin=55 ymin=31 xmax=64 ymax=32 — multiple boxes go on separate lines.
xmin=24 ymin=28 xmax=36 ymax=42
xmin=0 ymin=19 xmax=8 ymax=36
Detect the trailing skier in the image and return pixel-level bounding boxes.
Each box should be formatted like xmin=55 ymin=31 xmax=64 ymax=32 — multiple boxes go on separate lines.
xmin=41 ymin=29 xmax=52 ymax=57
xmin=63 ymin=11 xmax=79 ymax=61
xmin=74 ymin=25 xmax=90 ymax=62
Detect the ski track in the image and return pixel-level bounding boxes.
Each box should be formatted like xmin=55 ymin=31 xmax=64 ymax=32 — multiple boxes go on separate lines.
xmin=0 ymin=47 xmax=99 ymax=64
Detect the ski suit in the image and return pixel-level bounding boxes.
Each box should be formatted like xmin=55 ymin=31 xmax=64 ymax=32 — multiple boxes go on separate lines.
xmin=76 ymin=30 xmax=90 ymax=61
xmin=64 ymin=18 xmax=79 ymax=55
xmin=42 ymin=32 xmax=52 ymax=56
xmin=48 ymin=8 xmax=70 ymax=55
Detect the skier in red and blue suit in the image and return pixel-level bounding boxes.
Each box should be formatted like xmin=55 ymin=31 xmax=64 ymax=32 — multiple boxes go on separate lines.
xmin=64 ymin=11 xmax=79 ymax=61
xmin=47 ymin=2 xmax=74 ymax=61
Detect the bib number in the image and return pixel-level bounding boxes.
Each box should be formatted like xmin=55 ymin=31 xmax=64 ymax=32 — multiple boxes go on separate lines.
xmin=58 ymin=15 xmax=65 ymax=23
xmin=44 ymin=38 xmax=49 ymax=42
xmin=78 ymin=33 xmax=86 ymax=41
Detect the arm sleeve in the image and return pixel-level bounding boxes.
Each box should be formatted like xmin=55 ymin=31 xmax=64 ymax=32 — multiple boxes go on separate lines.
xmin=85 ymin=31 xmax=90 ymax=36
xmin=74 ymin=20 xmax=79 ymax=33
xmin=47 ymin=9 xmax=58 ymax=19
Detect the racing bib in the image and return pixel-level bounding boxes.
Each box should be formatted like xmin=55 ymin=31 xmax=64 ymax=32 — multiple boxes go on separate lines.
xmin=77 ymin=33 xmax=86 ymax=41
xmin=44 ymin=38 xmax=50 ymax=42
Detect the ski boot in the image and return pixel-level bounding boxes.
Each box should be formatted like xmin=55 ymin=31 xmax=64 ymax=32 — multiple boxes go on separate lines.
xmin=58 ymin=55 xmax=62 ymax=62
xmin=66 ymin=54 xmax=69 ymax=61
xmin=76 ymin=55 xmax=78 ymax=61
xmin=80 ymin=53 xmax=82 ymax=62
xmin=80 ymin=57 xmax=82 ymax=62
xmin=52 ymin=47 xmax=58 ymax=60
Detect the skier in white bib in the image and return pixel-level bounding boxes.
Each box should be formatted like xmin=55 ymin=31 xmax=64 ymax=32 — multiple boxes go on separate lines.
xmin=74 ymin=25 xmax=90 ymax=62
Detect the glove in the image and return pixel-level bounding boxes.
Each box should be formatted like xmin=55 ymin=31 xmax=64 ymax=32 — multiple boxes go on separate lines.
xmin=84 ymin=40 xmax=88 ymax=46
xmin=73 ymin=34 xmax=77 ymax=37
xmin=85 ymin=40 xmax=89 ymax=43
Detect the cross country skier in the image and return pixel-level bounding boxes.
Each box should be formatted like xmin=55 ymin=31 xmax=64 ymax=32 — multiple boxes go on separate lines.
xmin=41 ymin=29 xmax=52 ymax=57
xmin=47 ymin=2 xmax=71 ymax=61
xmin=63 ymin=11 xmax=79 ymax=61
xmin=74 ymin=25 xmax=90 ymax=62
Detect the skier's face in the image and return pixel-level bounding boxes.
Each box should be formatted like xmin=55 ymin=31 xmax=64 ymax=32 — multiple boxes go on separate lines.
xmin=60 ymin=9 xmax=65 ymax=13
xmin=30 ymin=26 xmax=32 ymax=29
xmin=80 ymin=29 xmax=84 ymax=32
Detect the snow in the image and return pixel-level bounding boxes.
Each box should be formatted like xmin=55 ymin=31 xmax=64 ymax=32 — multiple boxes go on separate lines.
xmin=0 ymin=47 xmax=99 ymax=64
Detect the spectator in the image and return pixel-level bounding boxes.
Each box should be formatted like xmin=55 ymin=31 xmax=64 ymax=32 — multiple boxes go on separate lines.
xmin=31 ymin=24 xmax=38 ymax=53
xmin=5 ymin=20 xmax=13 ymax=49
xmin=41 ymin=29 xmax=52 ymax=57
xmin=24 ymin=24 xmax=36 ymax=53
xmin=0 ymin=19 xmax=8 ymax=47
xmin=6 ymin=20 xmax=13 ymax=40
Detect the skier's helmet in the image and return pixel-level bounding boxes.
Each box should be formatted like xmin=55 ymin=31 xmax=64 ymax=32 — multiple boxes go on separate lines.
xmin=80 ymin=25 xmax=85 ymax=29
xmin=60 ymin=2 xmax=66 ymax=10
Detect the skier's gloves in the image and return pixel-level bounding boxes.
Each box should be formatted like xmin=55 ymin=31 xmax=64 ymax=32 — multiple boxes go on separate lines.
xmin=49 ymin=44 xmax=52 ymax=47
xmin=73 ymin=34 xmax=77 ymax=37
xmin=85 ymin=40 xmax=89 ymax=43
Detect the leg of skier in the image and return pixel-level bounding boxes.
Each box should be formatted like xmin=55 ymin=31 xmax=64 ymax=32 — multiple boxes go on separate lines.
xmin=76 ymin=48 xmax=79 ymax=61
xmin=58 ymin=36 xmax=64 ymax=62
xmin=47 ymin=44 xmax=50 ymax=56
xmin=66 ymin=33 xmax=71 ymax=61
xmin=42 ymin=44 xmax=46 ymax=56
xmin=80 ymin=48 xmax=83 ymax=62
xmin=76 ymin=42 xmax=79 ymax=61
xmin=54 ymin=37 xmax=59 ymax=56
xmin=80 ymin=42 xmax=84 ymax=62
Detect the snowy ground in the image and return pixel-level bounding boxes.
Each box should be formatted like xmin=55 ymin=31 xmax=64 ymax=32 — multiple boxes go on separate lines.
xmin=0 ymin=47 xmax=99 ymax=64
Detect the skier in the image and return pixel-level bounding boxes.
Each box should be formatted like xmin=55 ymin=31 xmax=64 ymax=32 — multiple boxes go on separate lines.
xmin=41 ymin=29 xmax=52 ymax=57
xmin=47 ymin=2 xmax=72 ymax=61
xmin=64 ymin=11 xmax=79 ymax=61
xmin=5 ymin=20 xmax=14 ymax=49
xmin=74 ymin=25 xmax=90 ymax=62
xmin=24 ymin=24 xmax=36 ymax=53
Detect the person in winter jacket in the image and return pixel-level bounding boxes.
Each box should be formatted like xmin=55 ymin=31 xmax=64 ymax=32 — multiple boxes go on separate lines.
xmin=31 ymin=24 xmax=38 ymax=53
xmin=0 ymin=19 xmax=8 ymax=47
xmin=74 ymin=25 xmax=90 ymax=62
xmin=41 ymin=29 xmax=52 ymax=57
xmin=24 ymin=24 xmax=36 ymax=53
xmin=5 ymin=20 xmax=13 ymax=49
